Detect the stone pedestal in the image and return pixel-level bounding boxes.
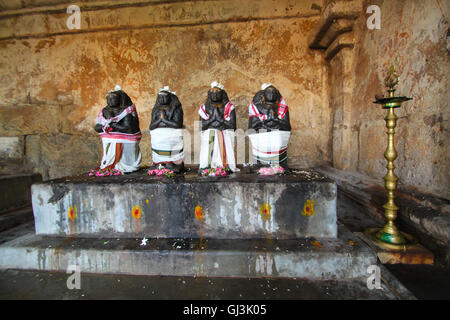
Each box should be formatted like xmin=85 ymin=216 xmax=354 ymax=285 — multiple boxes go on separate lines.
xmin=0 ymin=168 xmax=384 ymax=281
xmin=31 ymin=169 xmax=337 ymax=239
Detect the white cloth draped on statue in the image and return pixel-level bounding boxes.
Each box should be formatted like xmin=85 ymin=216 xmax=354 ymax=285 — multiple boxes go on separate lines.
xmin=199 ymin=129 xmax=238 ymax=172
xmin=100 ymin=138 xmax=142 ymax=173
xmin=248 ymin=130 xmax=291 ymax=166
xmin=150 ymin=128 xmax=184 ymax=164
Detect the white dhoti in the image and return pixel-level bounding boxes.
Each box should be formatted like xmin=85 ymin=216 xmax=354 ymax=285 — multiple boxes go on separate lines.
xmin=199 ymin=129 xmax=238 ymax=172
xmin=150 ymin=128 xmax=184 ymax=164
xmin=100 ymin=137 xmax=142 ymax=173
xmin=248 ymin=130 xmax=290 ymax=166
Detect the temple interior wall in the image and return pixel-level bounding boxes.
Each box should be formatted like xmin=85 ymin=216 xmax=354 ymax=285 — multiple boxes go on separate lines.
xmin=0 ymin=0 xmax=448 ymax=200
xmin=0 ymin=0 xmax=331 ymax=179
xmin=349 ymin=0 xmax=449 ymax=199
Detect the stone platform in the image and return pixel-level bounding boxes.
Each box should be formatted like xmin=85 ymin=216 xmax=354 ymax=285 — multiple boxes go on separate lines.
xmin=31 ymin=168 xmax=337 ymax=239
xmin=0 ymin=225 xmax=374 ymax=279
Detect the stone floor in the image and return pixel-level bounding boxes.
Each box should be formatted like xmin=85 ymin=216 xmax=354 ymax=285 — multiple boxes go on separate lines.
xmin=0 ymin=268 xmax=398 ymax=300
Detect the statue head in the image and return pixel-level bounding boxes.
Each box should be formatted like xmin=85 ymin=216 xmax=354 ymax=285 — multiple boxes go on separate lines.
xmin=209 ymin=87 xmax=224 ymax=102
xmin=106 ymin=85 xmax=132 ymax=108
xmin=154 ymin=86 xmax=181 ymax=110
xmin=156 ymin=91 xmax=171 ymax=106
xmin=206 ymin=81 xmax=229 ymax=107
xmin=156 ymin=86 xmax=178 ymax=107
xmin=262 ymin=83 xmax=281 ymax=105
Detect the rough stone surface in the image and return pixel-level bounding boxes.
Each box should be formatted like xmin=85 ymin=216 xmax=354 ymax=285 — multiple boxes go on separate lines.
xmin=31 ymin=169 xmax=337 ymax=239
xmin=308 ymin=0 xmax=449 ymax=200
xmin=0 ymin=105 xmax=61 ymax=136
xmin=350 ymin=0 xmax=450 ymax=199
xmin=0 ymin=137 xmax=23 ymax=160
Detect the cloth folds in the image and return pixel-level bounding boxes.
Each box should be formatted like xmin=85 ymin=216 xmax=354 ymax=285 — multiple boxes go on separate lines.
xmin=96 ymin=104 xmax=142 ymax=172
xmin=150 ymin=128 xmax=184 ymax=164
xmin=248 ymin=130 xmax=291 ymax=165
xmin=100 ymin=139 xmax=142 ymax=172
xmin=199 ymin=129 xmax=238 ymax=172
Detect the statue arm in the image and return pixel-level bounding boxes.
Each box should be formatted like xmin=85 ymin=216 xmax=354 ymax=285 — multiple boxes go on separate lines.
xmin=150 ymin=107 xmax=163 ymax=130
xmin=224 ymin=109 xmax=236 ymax=130
xmin=201 ymin=108 xmax=216 ymax=130
xmin=111 ymin=114 xmax=140 ymax=134
xmin=161 ymin=105 xmax=183 ymax=128
xmin=278 ymin=110 xmax=291 ymax=131
xmin=248 ymin=115 xmax=263 ymax=130
xmin=94 ymin=123 xmax=103 ymax=133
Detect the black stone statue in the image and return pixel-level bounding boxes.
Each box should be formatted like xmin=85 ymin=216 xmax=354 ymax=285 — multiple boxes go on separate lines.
xmin=150 ymin=89 xmax=183 ymax=131
xmin=149 ymin=87 xmax=184 ymax=173
xmin=200 ymin=86 xmax=236 ymax=131
xmin=198 ymin=82 xmax=238 ymax=174
xmin=94 ymin=85 xmax=142 ymax=173
xmin=249 ymin=84 xmax=291 ymax=132
xmin=94 ymin=89 xmax=140 ymax=135
xmin=248 ymin=84 xmax=291 ymax=170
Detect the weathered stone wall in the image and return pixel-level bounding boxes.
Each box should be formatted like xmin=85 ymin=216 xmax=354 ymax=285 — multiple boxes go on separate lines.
xmin=0 ymin=0 xmax=331 ymax=180
xmin=351 ymin=0 xmax=449 ymax=199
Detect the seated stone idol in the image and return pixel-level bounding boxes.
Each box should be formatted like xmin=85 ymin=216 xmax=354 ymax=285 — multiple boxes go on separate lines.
xmin=198 ymin=81 xmax=238 ymax=174
xmin=248 ymin=83 xmax=291 ymax=170
xmin=149 ymin=86 xmax=184 ymax=173
xmin=94 ymin=85 xmax=142 ymax=173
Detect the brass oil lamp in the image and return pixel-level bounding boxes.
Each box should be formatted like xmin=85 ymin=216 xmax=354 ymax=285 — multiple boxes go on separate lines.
xmin=365 ymin=65 xmax=415 ymax=249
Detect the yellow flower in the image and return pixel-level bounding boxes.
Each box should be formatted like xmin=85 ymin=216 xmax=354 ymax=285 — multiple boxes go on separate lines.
xmin=259 ymin=203 xmax=271 ymax=221
xmin=302 ymin=200 xmax=315 ymax=217
xmin=132 ymin=205 xmax=142 ymax=220
xmin=195 ymin=205 xmax=204 ymax=221
xmin=68 ymin=205 xmax=77 ymax=221
xmin=311 ymin=240 xmax=323 ymax=249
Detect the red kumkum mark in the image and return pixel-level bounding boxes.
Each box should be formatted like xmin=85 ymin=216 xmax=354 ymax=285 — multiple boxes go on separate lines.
xmin=132 ymin=205 xmax=142 ymax=220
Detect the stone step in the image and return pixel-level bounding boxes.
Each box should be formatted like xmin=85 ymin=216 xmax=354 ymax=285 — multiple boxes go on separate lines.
xmin=0 ymin=206 xmax=34 ymax=233
xmin=31 ymin=169 xmax=337 ymax=239
xmin=0 ymin=174 xmax=42 ymax=213
xmin=0 ymin=226 xmax=375 ymax=280
xmin=0 ymin=221 xmax=35 ymax=246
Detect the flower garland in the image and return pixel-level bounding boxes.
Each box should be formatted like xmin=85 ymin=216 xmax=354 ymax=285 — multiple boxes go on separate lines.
xmin=148 ymin=168 xmax=176 ymax=178
xmin=88 ymin=168 xmax=123 ymax=177
xmin=257 ymin=165 xmax=285 ymax=176
xmin=200 ymin=166 xmax=231 ymax=177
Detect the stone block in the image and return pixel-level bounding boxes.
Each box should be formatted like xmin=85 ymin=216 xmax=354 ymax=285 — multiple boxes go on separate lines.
xmin=0 ymin=136 xmax=23 ymax=160
xmin=0 ymin=105 xmax=60 ymax=136
xmin=39 ymin=134 xmax=100 ymax=169
xmin=32 ymin=169 xmax=337 ymax=239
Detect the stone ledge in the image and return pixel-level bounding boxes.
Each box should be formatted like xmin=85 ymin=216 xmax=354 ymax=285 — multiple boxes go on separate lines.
xmin=0 ymin=226 xmax=375 ymax=279
xmin=308 ymin=0 xmax=360 ymax=50
xmin=316 ymin=166 xmax=450 ymax=266
xmin=31 ymin=169 xmax=337 ymax=239
xmin=0 ymin=0 xmax=321 ymax=40
xmin=325 ymin=32 xmax=355 ymax=61
xmin=0 ymin=173 xmax=42 ymax=213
